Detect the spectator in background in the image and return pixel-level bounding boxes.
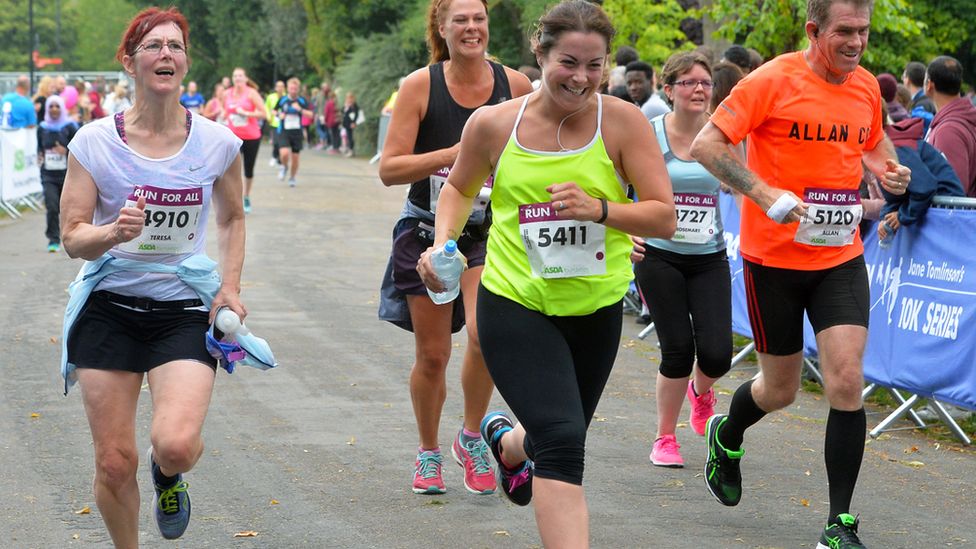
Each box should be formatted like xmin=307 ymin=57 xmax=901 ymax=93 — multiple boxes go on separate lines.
xmin=895 ymin=84 xmax=913 ymax=114
xmin=55 ymin=75 xmax=67 ymax=95
xmin=33 ymin=76 xmax=56 ymax=121
xmin=313 ymin=82 xmax=332 ymax=149
xmin=180 ymin=81 xmax=206 ymax=114
xmin=88 ymin=77 xmax=106 ymax=120
xmin=36 ymin=95 xmax=79 ymax=253
xmin=517 ymin=65 xmax=541 ymax=90
xmin=203 ymin=83 xmax=224 ymax=122
xmin=341 ymin=91 xmax=359 ymax=157
xmin=2 ymin=75 xmax=38 ymax=128
xmin=609 ymin=45 xmax=639 ymax=100
xmin=626 ymin=61 xmax=670 ymax=120
xmin=101 ymin=83 xmax=132 ymax=115
xmin=709 ymin=62 xmax=744 ymax=114
xmin=879 ymin=103 xmax=965 ymax=243
xmin=924 ymin=55 xmax=976 ymax=197
xmin=265 ymin=80 xmax=285 ymax=166
xmin=903 ymin=61 xmax=935 ymax=132
xmin=324 ymin=89 xmax=340 ymax=155
xmin=746 ymin=48 xmax=763 ymax=72
xmin=877 ymin=73 xmax=908 ymax=122
xmin=722 ymin=45 xmax=752 ymax=74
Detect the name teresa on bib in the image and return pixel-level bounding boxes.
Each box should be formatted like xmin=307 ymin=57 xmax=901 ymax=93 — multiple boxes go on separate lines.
xmin=118 ymin=185 xmax=203 ymax=255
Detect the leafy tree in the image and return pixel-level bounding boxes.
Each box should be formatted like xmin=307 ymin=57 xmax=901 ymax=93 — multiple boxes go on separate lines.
xmin=303 ymin=0 xmax=412 ymax=75
xmin=0 ymin=0 xmax=70 ymax=72
xmin=62 ymin=0 xmax=140 ymax=71
xmin=604 ymin=0 xmax=696 ymax=68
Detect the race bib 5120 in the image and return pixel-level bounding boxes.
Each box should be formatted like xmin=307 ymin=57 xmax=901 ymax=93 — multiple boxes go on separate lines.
xmin=794 ymin=187 xmax=862 ymax=247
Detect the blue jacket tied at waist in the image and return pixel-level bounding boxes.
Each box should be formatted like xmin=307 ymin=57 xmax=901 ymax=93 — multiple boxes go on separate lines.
xmin=61 ymin=254 xmax=277 ymax=394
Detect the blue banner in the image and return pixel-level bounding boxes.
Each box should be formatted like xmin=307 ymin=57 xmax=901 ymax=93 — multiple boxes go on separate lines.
xmin=863 ymin=208 xmax=976 ymax=410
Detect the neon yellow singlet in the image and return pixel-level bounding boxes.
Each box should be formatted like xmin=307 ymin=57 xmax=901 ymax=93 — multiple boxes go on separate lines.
xmin=481 ymin=94 xmax=632 ymax=316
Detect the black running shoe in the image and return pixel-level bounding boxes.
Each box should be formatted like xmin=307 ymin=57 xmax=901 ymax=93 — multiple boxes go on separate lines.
xmin=816 ymin=513 xmax=867 ymax=549
xmin=480 ymin=411 xmax=533 ymax=506
xmin=703 ymin=414 xmax=744 ymax=506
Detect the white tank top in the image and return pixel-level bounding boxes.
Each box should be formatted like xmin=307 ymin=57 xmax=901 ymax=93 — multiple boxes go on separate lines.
xmin=68 ymin=113 xmax=243 ymax=300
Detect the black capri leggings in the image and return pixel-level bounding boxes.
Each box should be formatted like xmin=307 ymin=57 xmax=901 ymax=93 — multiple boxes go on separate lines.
xmin=634 ymin=247 xmax=732 ymax=379
xmin=477 ymin=284 xmax=622 ymax=485
xmin=240 ymin=138 xmax=261 ymax=179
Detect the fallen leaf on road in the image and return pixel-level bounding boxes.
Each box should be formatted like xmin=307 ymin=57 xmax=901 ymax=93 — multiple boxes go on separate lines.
xmin=493 ymin=531 xmax=510 ymax=536
xmin=50 ymin=336 xmax=57 ymax=344
xmin=234 ymin=531 xmax=259 ymax=537
xmin=30 ymin=413 xmax=40 ymax=419
xmin=903 ymin=460 xmax=925 ymax=468
xmin=269 ymin=499 xmax=279 ymax=505
xmin=594 ymin=416 xmax=607 ymax=422
xmin=72 ymin=534 xmax=79 ymax=540
xmin=804 ymin=470 xmax=811 ymax=476
xmin=904 ymin=445 xmax=919 ymax=454
xmin=347 ymin=436 xmax=356 ymax=446
xmin=800 ymin=499 xmax=810 ymax=507
xmin=75 ymin=506 xmax=91 ymax=515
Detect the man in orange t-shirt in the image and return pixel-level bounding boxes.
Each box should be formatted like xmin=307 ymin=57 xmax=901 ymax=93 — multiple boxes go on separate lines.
xmin=690 ymin=0 xmax=911 ymax=547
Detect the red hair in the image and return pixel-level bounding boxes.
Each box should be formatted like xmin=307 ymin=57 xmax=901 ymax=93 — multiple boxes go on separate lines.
xmin=115 ymin=7 xmax=190 ymax=64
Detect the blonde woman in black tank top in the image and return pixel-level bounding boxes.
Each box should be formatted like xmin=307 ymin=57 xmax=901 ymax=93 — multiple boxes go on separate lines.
xmin=378 ymin=0 xmax=533 ymax=496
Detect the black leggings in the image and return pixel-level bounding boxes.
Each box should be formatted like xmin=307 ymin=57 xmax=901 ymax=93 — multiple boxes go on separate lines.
xmin=634 ymin=247 xmax=732 ymax=379
xmin=240 ymin=138 xmax=261 ymax=179
xmin=477 ymin=285 xmax=622 ymax=485
xmin=42 ymin=176 xmax=64 ymax=243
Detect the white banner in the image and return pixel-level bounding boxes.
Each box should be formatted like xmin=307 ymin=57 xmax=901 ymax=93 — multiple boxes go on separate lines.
xmin=1 ymin=128 xmax=42 ymax=202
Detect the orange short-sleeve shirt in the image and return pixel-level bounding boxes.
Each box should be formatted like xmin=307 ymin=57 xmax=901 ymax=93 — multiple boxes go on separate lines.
xmin=710 ymin=52 xmax=884 ymax=270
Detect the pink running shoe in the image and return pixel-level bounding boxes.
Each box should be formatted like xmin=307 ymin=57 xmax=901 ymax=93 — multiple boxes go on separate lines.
xmin=650 ymin=434 xmax=684 ymax=468
xmin=451 ymin=432 xmax=497 ymax=495
xmin=687 ymin=379 xmax=717 ymax=436
xmin=412 ymin=450 xmax=446 ymax=494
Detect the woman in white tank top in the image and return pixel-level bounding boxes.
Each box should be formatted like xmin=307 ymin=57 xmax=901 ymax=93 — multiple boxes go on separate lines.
xmin=59 ymin=7 xmax=246 ymax=545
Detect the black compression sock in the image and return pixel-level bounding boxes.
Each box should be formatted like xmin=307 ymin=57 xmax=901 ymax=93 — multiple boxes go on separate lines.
xmin=718 ymin=380 xmax=766 ymax=450
xmin=825 ymin=407 xmax=866 ymax=519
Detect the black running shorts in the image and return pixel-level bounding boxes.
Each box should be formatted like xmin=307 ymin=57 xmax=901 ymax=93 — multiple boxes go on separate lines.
xmin=68 ymin=292 xmax=218 ymax=373
xmin=742 ymin=255 xmax=869 ymax=355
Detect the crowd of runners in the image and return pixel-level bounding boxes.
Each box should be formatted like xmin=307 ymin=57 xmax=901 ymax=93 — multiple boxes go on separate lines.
xmin=6 ymin=0 xmax=975 ymax=546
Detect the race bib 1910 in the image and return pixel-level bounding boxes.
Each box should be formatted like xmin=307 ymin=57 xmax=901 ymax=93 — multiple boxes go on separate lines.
xmin=117 ymin=185 xmax=203 ymax=255
xmin=672 ymin=192 xmax=718 ymax=244
xmin=430 ymin=168 xmax=492 ymax=214
xmin=794 ymin=188 xmax=862 ymax=247
xmin=519 ymin=202 xmax=606 ymax=279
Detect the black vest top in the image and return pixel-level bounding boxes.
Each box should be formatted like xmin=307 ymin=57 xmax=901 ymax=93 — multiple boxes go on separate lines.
xmin=407 ymin=61 xmax=513 ymax=211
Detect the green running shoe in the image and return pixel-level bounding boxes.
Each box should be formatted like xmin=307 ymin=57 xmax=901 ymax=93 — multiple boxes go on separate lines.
xmin=148 ymin=446 xmax=191 ymax=539
xmin=703 ymin=414 xmax=744 ymax=506
xmin=816 ymin=513 xmax=866 ymax=549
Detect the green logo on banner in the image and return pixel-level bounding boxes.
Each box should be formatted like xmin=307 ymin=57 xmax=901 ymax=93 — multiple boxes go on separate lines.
xmin=14 ymin=149 xmax=25 ymax=171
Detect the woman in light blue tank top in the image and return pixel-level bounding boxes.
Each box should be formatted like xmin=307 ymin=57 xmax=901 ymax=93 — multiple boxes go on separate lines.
xmin=635 ymin=52 xmax=736 ymax=469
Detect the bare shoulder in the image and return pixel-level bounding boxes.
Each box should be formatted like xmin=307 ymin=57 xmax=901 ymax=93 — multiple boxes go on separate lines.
xmin=469 ymin=99 xmax=521 ymax=139
xmin=501 ymin=66 xmax=534 ymax=97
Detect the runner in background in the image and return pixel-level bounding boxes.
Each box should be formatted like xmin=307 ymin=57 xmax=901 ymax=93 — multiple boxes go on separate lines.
xmin=37 ymin=95 xmax=79 ymax=253
xmin=179 ymin=81 xmax=206 ymax=114
xmin=378 ymin=0 xmax=532 ymax=497
xmin=224 ymin=67 xmax=266 ymax=213
xmin=274 ymin=77 xmax=313 ymax=187
xmin=635 ymin=52 xmax=732 ymax=469
xmin=265 ymin=80 xmax=284 ymax=166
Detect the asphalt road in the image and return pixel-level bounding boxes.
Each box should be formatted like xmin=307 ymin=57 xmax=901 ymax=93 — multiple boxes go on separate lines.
xmin=1 ymin=146 xmax=973 ymax=548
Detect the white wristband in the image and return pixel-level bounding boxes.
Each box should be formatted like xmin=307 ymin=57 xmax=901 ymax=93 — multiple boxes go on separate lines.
xmin=766 ymin=194 xmax=798 ymax=222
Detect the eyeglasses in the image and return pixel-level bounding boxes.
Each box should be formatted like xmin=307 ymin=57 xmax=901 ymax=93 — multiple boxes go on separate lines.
xmin=135 ymin=39 xmax=187 ymax=55
xmin=672 ymin=79 xmax=714 ymax=89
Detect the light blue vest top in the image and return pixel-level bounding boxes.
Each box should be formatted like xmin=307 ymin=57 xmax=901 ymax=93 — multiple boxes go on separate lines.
xmin=644 ymin=114 xmax=726 ymax=255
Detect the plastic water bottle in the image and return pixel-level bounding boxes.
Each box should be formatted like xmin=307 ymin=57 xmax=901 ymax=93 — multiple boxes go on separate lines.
xmin=427 ymin=240 xmax=463 ymax=304
xmin=878 ymin=221 xmax=895 ymax=250
xmin=215 ymin=308 xmax=251 ymax=341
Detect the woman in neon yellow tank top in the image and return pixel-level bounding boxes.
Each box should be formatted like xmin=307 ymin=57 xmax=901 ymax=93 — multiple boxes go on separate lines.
xmin=418 ymin=2 xmax=675 ymax=546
